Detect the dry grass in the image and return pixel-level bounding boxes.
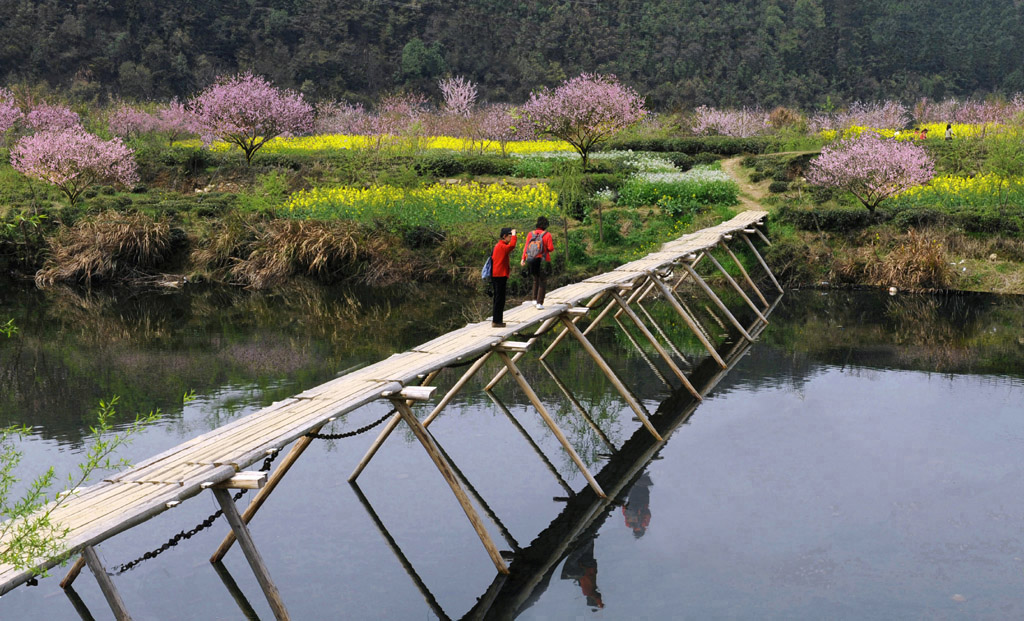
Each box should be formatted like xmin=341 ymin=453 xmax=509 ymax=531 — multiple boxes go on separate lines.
xmin=35 ymin=211 xmax=174 ymax=287
xmin=229 ymin=220 xmax=411 ymax=289
xmin=836 ymin=228 xmax=954 ymax=290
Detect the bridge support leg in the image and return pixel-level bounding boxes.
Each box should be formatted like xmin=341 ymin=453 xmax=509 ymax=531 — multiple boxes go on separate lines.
xmin=388 ymin=395 xmax=510 ymax=574
xmin=211 ymin=432 xmax=323 ymax=562
xmin=719 ymin=240 xmax=769 ymax=308
xmin=678 ymin=263 xmax=755 ymax=342
xmin=703 ymin=251 xmax=769 ymax=323
xmin=649 ymin=274 xmax=728 ymax=368
xmin=81 ymin=545 xmax=133 ymax=621
xmin=741 ymin=232 xmax=784 ymax=294
xmin=350 ymin=359 xmax=480 ymax=482
xmin=495 ymin=350 xmax=607 ymax=497
xmin=60 ymin=555 xmax=87 ymax=589
xmin=557 ymin=317 xmax=664 ymax=442
xmin=212 ymin=487 xmax=290 ymax=620
xmin=612 ymin=315 xmax=672 ymax=389
xmin=538 ymin=358 xmax=617 ymax=452
xmin=485 ymin=390 xmax=576 ymax=496
xmin=609 ymin=291 xmax=702 ymax=401
xmin=482 ymin=315 xmax=559 ymax=390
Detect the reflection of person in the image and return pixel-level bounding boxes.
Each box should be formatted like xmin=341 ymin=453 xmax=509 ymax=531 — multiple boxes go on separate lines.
xmin=520 ymin=216 xmax=554 ymax=310
xmin=560 ymin=538 xmax=604 ymax=609
xmin=622 ymin=472 xmax=652 ymax=538
xmin=490 ymin=227 xmax=516 ymax=328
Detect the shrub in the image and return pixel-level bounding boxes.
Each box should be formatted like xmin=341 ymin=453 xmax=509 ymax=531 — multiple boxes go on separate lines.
xmin=776 ymin=204 xmax=874 ymax=232
xmin=768 ymin=181 xmax=789 ymax=193
xmin=618 ymin=165 xmax=739 ymax=210
xmin=415 ymin=154 xmax=463 ymax=177
xmin=461 ymin=155 xmax=516 ymax=176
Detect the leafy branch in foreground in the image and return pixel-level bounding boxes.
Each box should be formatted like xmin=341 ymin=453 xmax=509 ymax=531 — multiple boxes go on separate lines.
xmin=1 ymin=319 xmax=16 ymax=338
xmin=0 ymin=392 xmax=194 ymax=574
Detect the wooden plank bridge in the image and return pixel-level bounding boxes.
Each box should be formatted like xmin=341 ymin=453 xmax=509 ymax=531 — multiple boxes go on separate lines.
xmin=0 ymin=210 xmax=780 ymax=620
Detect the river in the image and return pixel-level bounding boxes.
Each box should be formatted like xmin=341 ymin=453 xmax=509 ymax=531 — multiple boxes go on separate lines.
xmin=1 ymin=285 xmax=1022 ymax=620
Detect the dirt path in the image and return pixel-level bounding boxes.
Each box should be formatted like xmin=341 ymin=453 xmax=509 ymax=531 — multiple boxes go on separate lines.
xmin=720 ymin=156 xmax=769 ymax=212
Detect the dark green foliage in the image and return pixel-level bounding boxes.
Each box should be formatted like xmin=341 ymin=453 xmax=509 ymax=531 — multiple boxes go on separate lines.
xmin=581 ymin=173 xmax=621 ymax=194
xmin=604 ymin=137 xmax=773 ymax=155
xmin=768 ymin=181 xmax=789 ymax=193
xmin=777 ymin=204 xmax=874 ymax=232
xmin=2 ymin=1 xmax=1024 ymax=108
xmin=415 ymin=154 xmax=463 ymax=178
xmin=461 ymin=155 xmax=516 ymax=176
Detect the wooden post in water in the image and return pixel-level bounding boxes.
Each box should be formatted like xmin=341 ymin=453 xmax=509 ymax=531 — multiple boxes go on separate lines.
xmin=81 ymin=545 xmax=132 ymax=621
xmin=494 ymin=345 xmax=607 ymax=497
xmin=348 ymin=369 xmax=442 ymax=482
xmin=611 ymin=315 xmax=672 ymax=389
xmin=741 ymin=231 xmax=784 ymax=294
xmin=556 ymin=314 xmax=664 ymax=442
xmin=384 ymin=386 xmax=509 ymax=574
xmin=648 ymin=274 xmax=728 ymax=368
xmin=485 ymin=316 xmax=560 ymax=390
xmin=538 ymin=358 xmax=617 ymax=452
xmin=211 ymin=486 xmax=290 ymax=620
xmin=677 ymin=264 xmax=755 ymax=342
xmin=609 ymin=291 xmax=702 ymax=401
xmin=703 ymin=250 xmax=768 ymax=323
xmin=60 ymin=555 xmax=87 ymax=589
xmin=719 ymin=239 xmax=769 ymax=308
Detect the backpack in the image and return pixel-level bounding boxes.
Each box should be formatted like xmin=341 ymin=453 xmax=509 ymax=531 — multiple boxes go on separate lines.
xmin=525 ymin=231 xmax=545 ymax=261
xmin=481 ymin=255 xmax=493 ymax=280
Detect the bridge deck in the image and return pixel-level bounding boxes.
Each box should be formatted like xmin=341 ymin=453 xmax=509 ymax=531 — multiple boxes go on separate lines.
xmin=0 ymin=211 xmax=767 ymax=594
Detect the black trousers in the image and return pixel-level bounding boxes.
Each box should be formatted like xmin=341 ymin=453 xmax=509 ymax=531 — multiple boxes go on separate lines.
xmin=491 ymin=276 xmax=508 ymax=323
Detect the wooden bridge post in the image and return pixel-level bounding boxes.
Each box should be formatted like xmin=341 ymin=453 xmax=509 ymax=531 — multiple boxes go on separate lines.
xmin=59 ymin=555 xmax=87 ymax=589
xmin=555 ymin=314 xmax=665 ymax=442
xmin=740 ymin=231 xmax=784 ymax=294
xmin=494 ymin=345 xmax=607 ymax=497
xmin=538 ymin=358 xmax=617 ymax=452
xmin=648 ymin=274 xmax=728 ymax=368
xmin=703 ymin=249 xmax=769 ymax=323
xmin=211 ymin=485 xmax=290 ymax=621
xmin=677 ymin=263 xmax=756 ymax=342
xmin=611 ymin=315 xmax=672 ymax=389
xmin=485 ymin=315 xmax=561 ymax=390
xmin=484 ymin=390 xmax=576 ymax=496
xmin=608 ymin=291 xmax=702 ymax=401
xmin=81 ymin=545 xmax=133 ymax=621
xmin=349 ymin=360 xmax=474 ymax=481
xmin=384 ymin=386 xmax=509 ymax=574
xmin=718 ymin=239 xmax=769 ymax=308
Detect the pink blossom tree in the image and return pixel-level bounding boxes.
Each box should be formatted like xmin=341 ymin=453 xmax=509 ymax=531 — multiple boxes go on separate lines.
xmin=190 ymin=73 xmax=314 ymax=165
xmin=107 ymin=104 xmax=158 ymax=140
xmin=367 ymin=92 xmax=429 ymax=149
xmin=25 ymin=104 xmax=82 ymax=132
xmin=691 ymin=106 xmax=769 ymax=137
xmin=438 ymin=76 xmax=477 ymax=118
xmin=479 ymin=104 xmax=531 ymax=156
xmin=521 ymin=73 xmax=646 ymax=169
xmin=806 ymin=132 xmax=934 ymax=213
xmin=154 ymin=100 xmax=199 ymax=145
xmin=10 ymin=128 xmax=139 ymax=205
xmin=314 ymin=100 xmax=370 ymax=135
xmin=0 ymin=88 xmax=21 ymax=135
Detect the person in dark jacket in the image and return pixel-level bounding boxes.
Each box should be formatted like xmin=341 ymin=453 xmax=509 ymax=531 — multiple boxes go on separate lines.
xmin=491 ymin=227 xmax=516 ymax=327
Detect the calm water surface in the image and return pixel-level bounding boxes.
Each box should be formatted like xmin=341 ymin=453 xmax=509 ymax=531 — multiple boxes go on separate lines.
xmin=0 ymin=285 xmax=1022 ymax=620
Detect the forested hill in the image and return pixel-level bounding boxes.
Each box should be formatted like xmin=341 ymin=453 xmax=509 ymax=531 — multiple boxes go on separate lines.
xmin=3 ymin=0 xmax=1023 ymax=109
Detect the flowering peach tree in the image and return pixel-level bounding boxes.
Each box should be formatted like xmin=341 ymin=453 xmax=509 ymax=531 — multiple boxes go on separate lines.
xmin=806 ymin=132 xmax=934 ymax=213
xmin=190 ymin=73 xmax=313 ymax=164
xmin=10 ymin=129 xmax=138 ymax=205
xmin=521 ymin=73 xmax=646 ymax=169
xmin=0 ymin=88 xmax=20 ymax=134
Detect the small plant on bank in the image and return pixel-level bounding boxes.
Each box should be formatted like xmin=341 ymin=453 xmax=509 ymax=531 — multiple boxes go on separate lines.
xmin=0 ymin=393 xmax=188 ymax=573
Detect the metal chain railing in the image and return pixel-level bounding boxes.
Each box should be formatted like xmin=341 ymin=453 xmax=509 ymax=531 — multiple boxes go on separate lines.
xmin=110 ymin=408 xmax=398 ymax=575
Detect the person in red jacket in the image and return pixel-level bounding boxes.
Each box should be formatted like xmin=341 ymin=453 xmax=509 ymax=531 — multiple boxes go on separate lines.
xmin=520 ymin=216 xmax=555 ymax=309
xmin=491 ymin=227 xmax=516 ymax=327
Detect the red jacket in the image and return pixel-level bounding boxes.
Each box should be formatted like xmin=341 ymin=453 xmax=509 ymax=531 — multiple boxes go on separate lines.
xmin=491 ymin=235 xmax=517 ymax=277
xmin=521 ymin=229 xmax=554 ymax=262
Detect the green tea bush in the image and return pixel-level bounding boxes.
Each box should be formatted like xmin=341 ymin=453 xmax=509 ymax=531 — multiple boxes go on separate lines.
xmin=776 ymin=204 xmax=873 ymax=232
xmin=603 ymin=136 xmax=772 ymax=155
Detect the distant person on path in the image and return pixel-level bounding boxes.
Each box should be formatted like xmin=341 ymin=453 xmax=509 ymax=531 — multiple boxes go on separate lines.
xmin=491 ymin=227 xmax=516 ymax=327
xmin=945 ymin=124 xmax=953 ymax=140
xmin=916 ymin=128 xmax=928 ymax=140
xmin=521 ymin=216 xmax=555 ymax=309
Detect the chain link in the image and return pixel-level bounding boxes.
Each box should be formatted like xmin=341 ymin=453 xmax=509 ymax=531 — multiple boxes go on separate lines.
xmin=111 ymin=409 xmax=394 ymax=575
